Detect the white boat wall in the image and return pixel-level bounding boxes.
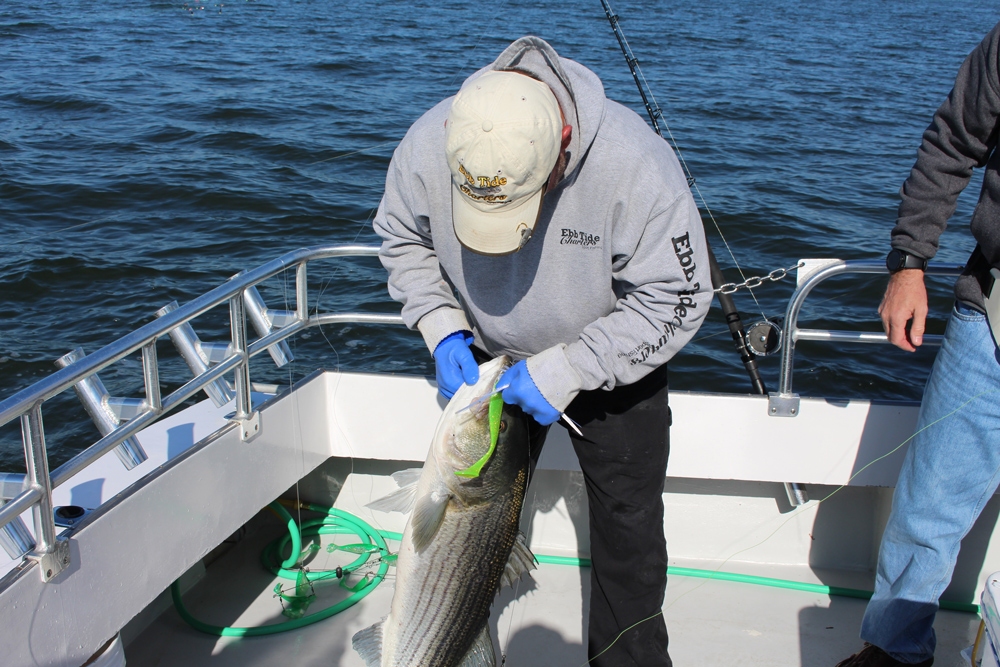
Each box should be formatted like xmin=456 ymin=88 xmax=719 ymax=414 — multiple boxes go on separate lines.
xmin=0 ymin=245 xmax=992 ymax=666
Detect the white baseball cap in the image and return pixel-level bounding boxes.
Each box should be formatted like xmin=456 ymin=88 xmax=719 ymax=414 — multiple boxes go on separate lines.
xmin=446 ymin=71 xmax=563 ymax=255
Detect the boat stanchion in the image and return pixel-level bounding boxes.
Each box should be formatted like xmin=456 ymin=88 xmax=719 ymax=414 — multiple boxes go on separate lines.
xmin=707 ymin=247 xmax=809 ymax=506
xmin=228 ymin=290 xmax=261 ymax=442
xmin=55 ymin=348 xmax=149 ymax=470
xmin=21 ymin=405 xmax=70 ymax=582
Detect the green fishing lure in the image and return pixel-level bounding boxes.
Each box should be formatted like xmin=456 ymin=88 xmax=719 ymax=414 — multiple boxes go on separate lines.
xmin=454 ymin=385 xmax=504 ymax=479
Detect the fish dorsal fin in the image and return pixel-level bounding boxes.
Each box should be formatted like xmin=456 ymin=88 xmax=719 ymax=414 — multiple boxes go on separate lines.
xmin=499 ymin=533 xmax=537 ymax=591
xmin=366 ymin=467 xmax=422 ymax=514
xmin=351 ymin=618 xmax=384 ymax=667
xmin=411 ymin=489 xmax=451 ymax=552
xmin=456 ymin=625 xmax=496 ymax=667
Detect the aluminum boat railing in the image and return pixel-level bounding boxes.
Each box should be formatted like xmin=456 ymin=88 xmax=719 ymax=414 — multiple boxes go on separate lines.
xmin=768 ymin=259 xmax=966 ymax=417
xmin=0 ymin=248 xmax=968 ymax=580
xmin=0 ymin=245 xmax=402 ymax=581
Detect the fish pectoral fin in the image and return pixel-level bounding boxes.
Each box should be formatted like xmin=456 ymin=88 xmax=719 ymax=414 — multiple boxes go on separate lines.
xmin=367 ymin=467 xmax=423 ymax=514
xmin=366 ymin=484 xmax=419 ymax=514
xmin=499 ymin=532 xmax=537 ymax=591
xmin=411 ymin=490 xmax=451 ymax=552
xmin=351 ymin=618 xmax=384 ymax=667
xmin=391 ymin=467 xmax=423 ymax=488
xmin=456 ymin=625 xmax=496 ymax=667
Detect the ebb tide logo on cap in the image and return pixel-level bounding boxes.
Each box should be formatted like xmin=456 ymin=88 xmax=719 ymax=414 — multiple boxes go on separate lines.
xmin=445 ymin=70 xmax=563 ymax=255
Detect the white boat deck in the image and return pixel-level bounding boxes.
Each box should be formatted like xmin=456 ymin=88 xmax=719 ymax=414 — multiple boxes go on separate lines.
xmin=122 ymin=500 xmax=982 ymax=667
xmin=3 ymin=371 xmax=995 ymax=666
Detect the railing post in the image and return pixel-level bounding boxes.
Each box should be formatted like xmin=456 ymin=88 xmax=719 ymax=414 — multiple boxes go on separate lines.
xmin=22 ymin=405 xmax=70 ymax=582
xmin=229 ymin=293 xmax=260 ymax=442
xmin=769 ymin=260 xmax=848 ymax=418
xmin=768 ymin=259 xmax=964 ymax=419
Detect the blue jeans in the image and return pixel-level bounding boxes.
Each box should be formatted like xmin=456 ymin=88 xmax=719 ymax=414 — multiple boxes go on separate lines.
xmin=861 ymin=302 xmax=1000 ymax=663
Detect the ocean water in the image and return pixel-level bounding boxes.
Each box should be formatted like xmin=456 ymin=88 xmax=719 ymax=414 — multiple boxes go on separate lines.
xmin=0 ymin=0 xmax=997 ymax=471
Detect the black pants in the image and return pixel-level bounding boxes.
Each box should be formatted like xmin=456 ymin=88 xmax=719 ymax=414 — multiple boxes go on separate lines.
xmin=481 ymin=350 xmax=672 ymax=666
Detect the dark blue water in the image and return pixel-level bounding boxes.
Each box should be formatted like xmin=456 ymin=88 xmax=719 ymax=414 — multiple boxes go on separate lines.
xmin=1 ymin=0 xmax=997 ymax=471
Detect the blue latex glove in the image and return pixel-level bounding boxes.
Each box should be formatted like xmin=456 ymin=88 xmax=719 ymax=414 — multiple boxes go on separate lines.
xmin=498 ymin=359 xmax=561 ymax=425
xmin=433 ymin=331 xmax=479 ymax=398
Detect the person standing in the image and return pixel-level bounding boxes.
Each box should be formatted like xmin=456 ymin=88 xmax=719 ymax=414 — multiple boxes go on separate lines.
xmin=837 ymin=20 xmax=1000 ymax=667
xmin=374 ymin=36 xmax=711 ymax=666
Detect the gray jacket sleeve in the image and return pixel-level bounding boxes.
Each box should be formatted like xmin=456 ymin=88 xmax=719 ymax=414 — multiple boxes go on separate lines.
xmin=892 ymin=21 xmax=1000 ymax=259
xmin=373 ymin=104 xmax=472 ymax=352
xmin=526 ymin=191 xmax=712 ymax=412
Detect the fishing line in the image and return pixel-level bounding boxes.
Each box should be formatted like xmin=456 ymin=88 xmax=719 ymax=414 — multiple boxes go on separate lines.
xmin=582 ymin=610 xmax=665 ymax=667
xmin=272 ymin=255 xmax=404 ymax=613
xmin=580 ymin=386 xmax=999 ymax=663
xmin=310 ymin=205 xmax=381 ymax=373
xmin=263 ymin=258 xmax=310 ymax=582
xmin=440 ymin=0 xmax=513 ymax=95
xmin=659 ymin=388 xmax=1000 ymax=615
xmin=306 ymin=0 xmax=537 ymax=611
xmin=303 ymin=0 xmax=514 ymax=171
xmin=599 ymin=0 xmax=770 ymax=322
xmin=308 ymin=0 xmax=516 ymax=381
xmin=306 ymin=141 xmax=397 ymax=166
xmin=500 ymin=469 xmax=541 ymax=663
xmin=303 ymin=205 xmax=399 ymax=536
xmin=719 ymin=387 xmax=998 ymax=566
xmin=0 ymin=213 xmax=124 ymax=250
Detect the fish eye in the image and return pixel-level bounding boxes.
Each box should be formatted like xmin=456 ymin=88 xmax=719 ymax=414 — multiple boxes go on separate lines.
xmin=498 ymin=421 xmax=507 ymax=433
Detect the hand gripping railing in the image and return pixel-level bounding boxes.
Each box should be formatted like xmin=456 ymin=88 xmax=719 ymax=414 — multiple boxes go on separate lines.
xmin=766 ymin=259 xmax=966 ymax=508
xmin=768 ymin=259 xmax=966 ymax=417
xmin=0 ymin=244 xmax=402 ymax=581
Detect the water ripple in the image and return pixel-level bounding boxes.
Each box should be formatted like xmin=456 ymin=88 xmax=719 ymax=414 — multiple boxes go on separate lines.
xmin=0 ymin=0 xmax=996 ymax=469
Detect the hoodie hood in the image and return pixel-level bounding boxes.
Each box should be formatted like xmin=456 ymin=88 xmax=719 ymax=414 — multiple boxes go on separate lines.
xmin=461 ymin=36 xmax=605 ymax=185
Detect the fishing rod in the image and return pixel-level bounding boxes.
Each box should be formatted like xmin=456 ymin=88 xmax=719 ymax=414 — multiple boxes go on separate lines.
xmin=599 ymin=0 xmax=808 ymax=507
xmin=599 ymin=0 xmax=768 ymax=395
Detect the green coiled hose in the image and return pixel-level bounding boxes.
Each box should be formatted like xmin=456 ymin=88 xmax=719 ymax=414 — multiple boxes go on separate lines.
xmin=172 ymin=502 xmax=977 ymax=639
xmin=171 ymin=500 xmax=392 ymax=637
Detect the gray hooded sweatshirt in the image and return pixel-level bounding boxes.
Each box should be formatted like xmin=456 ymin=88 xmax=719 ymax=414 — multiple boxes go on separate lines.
xmin=374 ymin=37 xmax=712 ymax=411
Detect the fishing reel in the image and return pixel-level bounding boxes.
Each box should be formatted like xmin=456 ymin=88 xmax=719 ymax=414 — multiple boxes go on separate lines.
xmin=744 ymin=319 xmax=783 ymax=357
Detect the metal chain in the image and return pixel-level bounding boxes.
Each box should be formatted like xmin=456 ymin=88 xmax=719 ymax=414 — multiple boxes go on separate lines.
xmin=713 ymin=262 xmax=805 ymax=295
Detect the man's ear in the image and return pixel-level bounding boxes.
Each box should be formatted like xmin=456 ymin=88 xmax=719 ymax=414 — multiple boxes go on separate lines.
xmin=561 ymin=124 xmax=572 ymax=148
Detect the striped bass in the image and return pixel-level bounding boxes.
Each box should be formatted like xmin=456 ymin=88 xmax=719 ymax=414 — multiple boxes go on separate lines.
xmin=353 ymin=355 xmax=536 ymax=667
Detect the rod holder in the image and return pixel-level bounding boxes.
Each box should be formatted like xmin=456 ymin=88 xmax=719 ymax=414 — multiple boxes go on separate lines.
xmin=234 ymin=271 xmax=295 ymax=368
xmin=156 ymin=302 xmax=235 ymax=408
xmin=0 ymin=510 xmax=33 ymax=561
xmin=0 ymin=472 xmax=27 ymax=502
xmin=55 ymin=349 xmax=148 ymax=470
xmin=0 ymin=473 xmax=33 ymax=560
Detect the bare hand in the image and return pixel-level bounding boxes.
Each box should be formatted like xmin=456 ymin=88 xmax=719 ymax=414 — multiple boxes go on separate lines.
xmin=878 ymin=270 xmax=928 ymax=352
